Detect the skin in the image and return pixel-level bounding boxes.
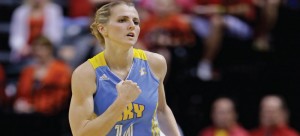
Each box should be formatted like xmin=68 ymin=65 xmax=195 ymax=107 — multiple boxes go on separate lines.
xmin=253 ymin=0 xmax=281 ymax=51
xmin=212 ymin=98 xmax=237 ymax=129
xmin=28 ymin=0 xmax=49 ymax=7
xmin=69 ymin=4 xmax=180 ymax=136
xmin=260 ymin=96 xmax=288 ymax=128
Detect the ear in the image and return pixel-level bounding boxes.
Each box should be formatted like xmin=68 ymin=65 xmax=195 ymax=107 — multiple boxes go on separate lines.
xmin=97 ymin=24 xmax=108 ymax=37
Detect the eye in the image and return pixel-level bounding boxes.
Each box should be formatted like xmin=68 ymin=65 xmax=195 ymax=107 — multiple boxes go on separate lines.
xmin=134 ymin=21 xmax=140 ymax=25
xmin=118 ymin=18 xmax=126 ymax=23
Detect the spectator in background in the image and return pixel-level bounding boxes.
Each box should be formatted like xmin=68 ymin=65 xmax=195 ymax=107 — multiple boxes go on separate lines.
xmin=13 ymin=36 xmax=71 ymax=115
xmin=253 ymin=0 xmax=282 ymax=51
xmin=198 ymin=97 xmax=249 ymax=136
xmin=69 ymin=0 xmax=93 ymax=18
xmin=251 ymin=95 xmax=299 ymax=136
xmin=139 ymin=0 xmax=195 ymax=66
xmin=58 ymin=0 xmax=108 ymax=69
xmin=186 ymin=0 xmax=255 ymax=81
xmin=9 ymin=0 xmax=63 ymax=62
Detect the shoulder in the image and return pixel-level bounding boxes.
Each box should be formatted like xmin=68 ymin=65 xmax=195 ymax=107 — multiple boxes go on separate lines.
xmin=144 ymin=51 xmax=167 ymax=80
xmin=144 ymin=50 xmax=166 ymax=65
xmin=72 ymin=61 xmax=96 ymax=95
xmin=249 ymin=128 xmax=263 ymax=136
xmin=13 ymin=5 xmax=29 ymax=16
xmin=198 ymin=127 xmax=214 ymax=136
xmin=72 ymin=61 xmax=95 ymax=82
xmin=285 ymin=127 xmax=299 ymax=136
xmin=234 ymin=125 xmax=250 ymax=136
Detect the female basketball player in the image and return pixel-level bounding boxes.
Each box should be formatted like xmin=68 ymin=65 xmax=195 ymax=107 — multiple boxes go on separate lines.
xmin=69 ymin=1 xmax=181 ymax=136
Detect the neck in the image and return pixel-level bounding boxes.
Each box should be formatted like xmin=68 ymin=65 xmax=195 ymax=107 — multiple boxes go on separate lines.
xmin=104 ymin=43 xmax=133 ymax=70
xmin=217 ymin=122 xmax=236 ymax=130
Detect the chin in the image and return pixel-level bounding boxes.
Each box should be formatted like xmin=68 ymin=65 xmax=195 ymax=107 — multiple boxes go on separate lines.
xmin=123 ymin=41 xmax=137 ymax=47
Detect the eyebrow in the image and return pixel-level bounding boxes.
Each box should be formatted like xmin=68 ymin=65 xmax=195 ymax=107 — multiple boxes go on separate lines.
xmin=118 ymin=16 xmax=140 ymax=20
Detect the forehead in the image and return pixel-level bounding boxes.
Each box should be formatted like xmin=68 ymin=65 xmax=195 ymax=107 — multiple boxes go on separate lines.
xmin=213 ymin=99 xmax=234 ymax=111
xmin=262 ymin=98 xmax=282 ymax=108
xmin=110 ymin=4 xmax=139 ymax=19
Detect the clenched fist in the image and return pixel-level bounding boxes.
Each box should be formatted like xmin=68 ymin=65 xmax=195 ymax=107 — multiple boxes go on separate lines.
xmin=116 ymin=80 xmax=141 ymax=104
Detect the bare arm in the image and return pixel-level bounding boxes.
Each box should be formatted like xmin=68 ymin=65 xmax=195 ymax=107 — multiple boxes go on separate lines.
xmin=146 ymin=52 xmax=181 ymax=136
xmin=69 ymin=62 xmax=141 ymax=136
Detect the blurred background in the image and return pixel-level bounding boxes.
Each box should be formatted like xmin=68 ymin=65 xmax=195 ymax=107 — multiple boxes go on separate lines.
xmin=0 ymin=0 xmax=300 ymax=136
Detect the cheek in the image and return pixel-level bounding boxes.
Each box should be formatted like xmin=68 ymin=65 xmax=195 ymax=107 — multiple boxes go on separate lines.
xmin=136 ymin=27 xmax=141 ymax=35
xmin=108 ymin=25 xmax=124 ymax=38
xmin=213 ymin=113 xmax=222 ymax=120
xmin=109 ymin=23 xmax=124 ymax=32
xmin=114 ymin=25 xmax=123 ymax=32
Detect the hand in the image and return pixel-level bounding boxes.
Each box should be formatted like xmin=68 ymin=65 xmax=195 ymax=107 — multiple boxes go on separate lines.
xmin=116 ymin=80 xmax=141 ymax=104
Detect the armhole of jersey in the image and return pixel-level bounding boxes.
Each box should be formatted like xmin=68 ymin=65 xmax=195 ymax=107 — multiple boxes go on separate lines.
xmin=142 ymin=50 xmax=160 ymax=84
xmin=88 ymin=52 xmax=106 ymax=97
xmin=146 ymin=62 xmax=160 ymax=84
xmin=87 ymin=60 xmax=100 ymax=98
xmin=93 ymin=70 xmax=100 ymax=98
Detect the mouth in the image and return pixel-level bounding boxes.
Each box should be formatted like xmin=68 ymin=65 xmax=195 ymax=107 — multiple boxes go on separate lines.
xmin=126 ymin=32 xmax=135 ymax=38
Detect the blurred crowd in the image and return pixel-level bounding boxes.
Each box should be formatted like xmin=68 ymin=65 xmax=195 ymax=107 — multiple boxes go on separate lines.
xmin=0 ymin=0 xmax=300 ymax=135
xmin=198 ymin=95 xmax=298 ymax=136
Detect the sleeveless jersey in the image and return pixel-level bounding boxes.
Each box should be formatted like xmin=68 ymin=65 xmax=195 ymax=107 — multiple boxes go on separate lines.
xmin=88 ymin=48 xmax=161 ymax=136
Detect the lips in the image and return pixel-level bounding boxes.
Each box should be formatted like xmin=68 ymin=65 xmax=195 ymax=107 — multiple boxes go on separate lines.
xmin=127 ymin=32 xmax=135 ymax=37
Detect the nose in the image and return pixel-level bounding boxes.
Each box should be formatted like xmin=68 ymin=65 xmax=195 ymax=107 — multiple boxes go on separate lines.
xmin=128 ymin=21 xmax=135 ymax=30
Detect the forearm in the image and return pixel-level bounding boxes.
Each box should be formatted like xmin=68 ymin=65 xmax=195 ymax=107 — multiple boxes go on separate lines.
xmin=157 ymin=106 xmax=181 ymax=136
xmin=76 ymin=98 xmax=128 ymax=136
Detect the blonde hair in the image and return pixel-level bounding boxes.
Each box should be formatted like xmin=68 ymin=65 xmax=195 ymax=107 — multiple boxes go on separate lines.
xmin=90 ymin=1 xmax=134 ymax=45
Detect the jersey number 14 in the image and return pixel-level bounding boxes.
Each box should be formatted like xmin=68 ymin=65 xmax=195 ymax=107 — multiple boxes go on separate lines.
xmin=115 ymin=124 xmax=133 ymax=136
